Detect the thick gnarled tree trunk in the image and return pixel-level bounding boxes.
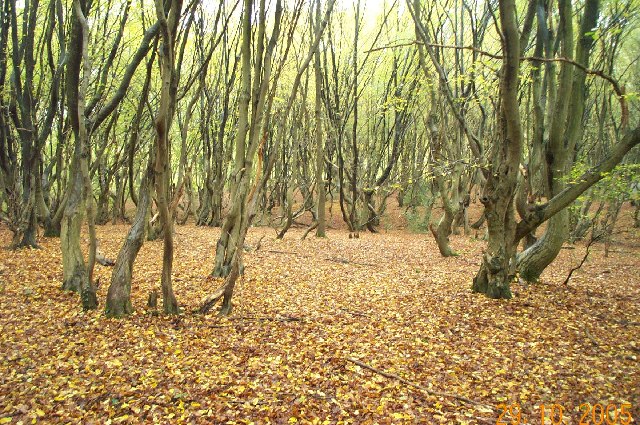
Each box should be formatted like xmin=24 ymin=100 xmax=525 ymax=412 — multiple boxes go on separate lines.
xmin=471 ymin=0 xmax=522 ymax=299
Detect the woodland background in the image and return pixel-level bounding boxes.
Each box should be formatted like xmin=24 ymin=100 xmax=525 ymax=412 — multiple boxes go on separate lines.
xmin=1 ymin=0 xmax=639 ymax=422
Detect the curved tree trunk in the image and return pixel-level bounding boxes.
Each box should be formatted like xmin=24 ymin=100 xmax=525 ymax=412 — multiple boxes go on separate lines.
xmin=105 ymin=167 xmax=151 ymax=317
xmin=152 ymin=0 xmax=183 ymax=315
xmin=517 ymin=210 xmax=569 ymax=281
xmin=517 ymin=0 xmax=599 ymax=280
xmin=430 ymin=174 xmax=460 ymax=257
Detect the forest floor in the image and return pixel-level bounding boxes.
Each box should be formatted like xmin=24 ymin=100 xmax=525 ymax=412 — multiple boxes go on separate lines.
xmin=0 ymin=205 xmax=639 ymax=424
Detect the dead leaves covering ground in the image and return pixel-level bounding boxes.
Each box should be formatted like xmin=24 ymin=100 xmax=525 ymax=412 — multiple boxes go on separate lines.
xmin=0 ymin=219 xmax=639 ymax=424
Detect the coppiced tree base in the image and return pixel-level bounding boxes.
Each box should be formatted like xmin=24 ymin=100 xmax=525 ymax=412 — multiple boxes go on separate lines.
xmin=43 ymin=218 xmax=61 ymax=238
xmin=472 ymin=256 xmax=513 ymax=299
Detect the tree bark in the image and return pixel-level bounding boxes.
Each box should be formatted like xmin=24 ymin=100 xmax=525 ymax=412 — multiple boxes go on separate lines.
xmin=517 ymin=0 xmax=600 ymax=280
xmin=471 ymin=0 xmax=522 ymax=299
xmin=152 ymin=0 xmax=183 ymax=315
xmin=105 ymin=164 xmax=152 ymax=317
xmin=314 ymin=0 xmax=326 ymax=238
xmin=60 ymin=0 xmax=98 ymax=310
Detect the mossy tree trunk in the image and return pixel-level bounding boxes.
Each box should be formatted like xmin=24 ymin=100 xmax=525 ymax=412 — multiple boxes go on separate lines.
xmin=60 ymin=0 xmax=97 ymax=310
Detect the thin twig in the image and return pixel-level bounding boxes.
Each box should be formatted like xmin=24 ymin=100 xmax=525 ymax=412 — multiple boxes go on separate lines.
xmin=254 ymin=235 xmax=265 ymax=251
xmin=326 ymin=257 xmax=377 ymax=267
xmin=365 ymin=41 xmax=628 ymax=127
xmin=346 ymin=357 xmax=494 ymax=409
xmin=562 ymin=235 xmax=596 ymax=286
xmin=264 ymin=249 xmax=298 ymax=255
xmin=585 ymin=327 xmax=600 ymax=347
xmin=339 ymin=308 xmax=370 ymax=318
xmin=231 ymin=315 xmax=302 ymax=322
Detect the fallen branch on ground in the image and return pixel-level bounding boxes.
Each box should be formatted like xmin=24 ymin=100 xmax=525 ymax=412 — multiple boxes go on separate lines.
xmin=231 ymin=315 xmax=302 ymax=322
xmin=198 ymin=282 xmax=228 ymax=314
xmin=339 ymin=308 xmax=369 ymax=317
xmin=585 ymin=327 xmax=599 ymax=346
xmin=345 ymin=357 xmax=494 ymax=409
xmin=326 ymin=257 xmax=377 ymax=267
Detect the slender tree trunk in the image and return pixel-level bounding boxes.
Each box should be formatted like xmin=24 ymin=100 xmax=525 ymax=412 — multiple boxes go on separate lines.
xmin=349 ymin=0 xmax=361 ymax=238
xmin=105 ymin=164 xmax=152 ymax=317
xmin=152 ymin=0 xmax=183 ymax=315
xmin=314 ymin=0 xmax=326 ymax=238
xmin=212 ymin=0 xmax=254 ymax=278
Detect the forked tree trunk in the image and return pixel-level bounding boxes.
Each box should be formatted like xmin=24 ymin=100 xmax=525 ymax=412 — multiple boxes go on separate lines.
xmin=213 ymin=0 xmax=285 ymax=277
xmin=517 ymin=0 xmax=599 ymax=280
xmin=5 ymin=0 xmax=41 ymax=250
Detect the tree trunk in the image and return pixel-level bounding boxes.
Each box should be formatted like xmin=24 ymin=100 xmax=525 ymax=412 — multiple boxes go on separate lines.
xmin=314 ymin=0 xmax=326 ymax=238
xmin=517 ymin=0 xmax=599 ymax=280
xmin=60 ymin=0 xmax=97 ymax=310
xmin=152 ymin=0 xmax=183 ymax=315
xmin=105 ymin=166 xmax=151 ymax=317
xmin=430 ymin=173 xmax=460 ymax=257
xmin=212 ymin=0 xmax=254 ymax=277
xmin=471 ymin=0 xmax=522 ymax=299
xmin=60 ymin=162 xmax=86 ymax=294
